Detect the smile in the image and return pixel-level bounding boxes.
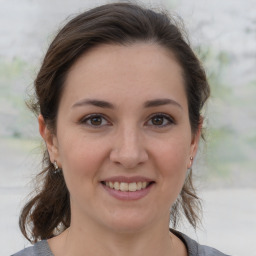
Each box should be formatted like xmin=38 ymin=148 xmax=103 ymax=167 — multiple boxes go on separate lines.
xmin=102 ymin=181 xmax=151 ymax=192
xmin=101 ymin=177 xmax=155 ymax=200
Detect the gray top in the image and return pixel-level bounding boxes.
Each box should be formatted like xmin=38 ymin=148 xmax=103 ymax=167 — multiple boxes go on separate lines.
xmin=172 ymin=230 xmax=230 ymax=256
xmin=11 ymin=240 xmax=53 ymax=256
xmin=12 ymin=230 xmax=230 ymax=256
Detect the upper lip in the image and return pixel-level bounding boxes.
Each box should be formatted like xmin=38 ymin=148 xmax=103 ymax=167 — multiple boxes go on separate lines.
xmin=101 ymin=176 xmax=155 ymax=183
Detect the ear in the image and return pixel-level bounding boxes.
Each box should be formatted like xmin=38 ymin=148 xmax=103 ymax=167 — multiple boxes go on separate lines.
xmin=38 ymin=114 xmax=59 ymax=164
xmin=187 ymin=117 xmax=203 ymax=169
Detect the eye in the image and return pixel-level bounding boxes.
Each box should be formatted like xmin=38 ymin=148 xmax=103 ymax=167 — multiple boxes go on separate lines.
xmin=80 ymin=114 xmax=110 ymax=127
xmin=146 ymin=113 xmax=174 ymax=127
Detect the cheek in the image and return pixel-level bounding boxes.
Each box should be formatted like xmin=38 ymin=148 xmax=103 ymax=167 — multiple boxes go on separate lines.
xmin=159 ymin=149 xmax=188 ymax=184
xmin=153 ymin=138 xmax=190 ymax=196
xmin=154 ymin=136 xmax=191 ymax=172
xmin=57 ymin=133 xmax=108 ymax=184
xmin=58 ymin=138 xmax=108 ymax=210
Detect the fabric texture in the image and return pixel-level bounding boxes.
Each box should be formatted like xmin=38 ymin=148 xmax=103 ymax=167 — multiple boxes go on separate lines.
xmin=171 ymin=230 xmax=230 ymax=256
xmin=12 ymin=231 xmax=230 ymax=256
xmin=11 ymin=240 xmax=53 ymax=256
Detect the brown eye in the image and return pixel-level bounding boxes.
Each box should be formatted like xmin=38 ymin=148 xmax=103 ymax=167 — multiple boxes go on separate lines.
xmin=90 ymin=116 xmax=103 ymax=126
xmin=81 ymin=114 xmax=109 ymax=127
xmin=152 ymin=116 xmax=164 ymax=125
xmin=146 ymin=114 xmax=174 ymax=127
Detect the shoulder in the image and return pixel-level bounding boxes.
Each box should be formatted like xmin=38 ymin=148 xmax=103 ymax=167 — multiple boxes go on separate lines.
xmin=171 ymin=229 xmax=231 ymax=256
xmin=11 ymin=246 xmax=34 ymax=256
xmin=11 ymin=240 xmax=53 ymax=256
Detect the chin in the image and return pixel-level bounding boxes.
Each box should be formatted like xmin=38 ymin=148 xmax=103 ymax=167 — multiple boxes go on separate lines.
xmin=103 ymin=210 xmax=156 ymax=234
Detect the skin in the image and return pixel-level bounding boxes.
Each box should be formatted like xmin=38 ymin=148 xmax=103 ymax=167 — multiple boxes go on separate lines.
xmin=39 ymin=43 xmax=201 ymax=256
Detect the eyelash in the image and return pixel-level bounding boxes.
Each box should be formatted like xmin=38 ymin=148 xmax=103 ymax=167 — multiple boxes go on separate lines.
xmin=145 ymin=113 xmax=175 ymax=128
xmin=80 ymin=113 xmax=175 ymax=128
xmin=80 ymin=114 xmax=110 ymax=128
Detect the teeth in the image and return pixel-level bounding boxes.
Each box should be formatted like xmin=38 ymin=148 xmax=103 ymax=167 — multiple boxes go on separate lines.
xmin=128 ymin=182 xmax=137 ymax=192
xmin=105 ymin=181 xmax=150 ymax=191
xmin=114 ymin=182 xmax=120 ymax=190
xmin=109 ymin=181 xmax=114 ymax=189
xmin=120 ymin=182 xmax=128 ymax=192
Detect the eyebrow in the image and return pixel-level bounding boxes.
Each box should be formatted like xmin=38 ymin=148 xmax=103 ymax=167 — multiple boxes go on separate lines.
xmin=144 ymin=98 xmax=182 ymax=109
xmin=72 ymin=99 xmax=115 ymax=109
xmin=72 ymin=98 xmax=182 ymax=109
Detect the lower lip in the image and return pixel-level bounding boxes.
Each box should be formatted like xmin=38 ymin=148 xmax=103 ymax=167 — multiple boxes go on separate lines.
xmin=101 ymin=183 xmax=154 ymax=200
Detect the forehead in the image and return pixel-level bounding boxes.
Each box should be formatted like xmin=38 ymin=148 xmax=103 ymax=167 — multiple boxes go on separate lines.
xmin=61 ymin=43 xmax=187 ymax=109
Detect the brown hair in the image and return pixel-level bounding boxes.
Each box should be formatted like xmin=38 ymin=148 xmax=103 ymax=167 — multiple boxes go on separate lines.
xmin=20 ymin=2 xmax=210 ymax=243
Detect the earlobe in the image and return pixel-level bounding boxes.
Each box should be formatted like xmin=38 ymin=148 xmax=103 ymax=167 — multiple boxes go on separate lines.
xmin=38 ymin=114 xmax=59 ymax=163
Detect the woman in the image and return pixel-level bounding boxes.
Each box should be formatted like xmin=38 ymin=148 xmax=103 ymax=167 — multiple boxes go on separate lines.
xmin=13 ymin=2 xmax=229 ymax=256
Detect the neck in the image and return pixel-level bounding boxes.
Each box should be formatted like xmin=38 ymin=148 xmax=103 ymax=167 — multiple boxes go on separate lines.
xmin=49 ymin=215 xmax=178 ymax=256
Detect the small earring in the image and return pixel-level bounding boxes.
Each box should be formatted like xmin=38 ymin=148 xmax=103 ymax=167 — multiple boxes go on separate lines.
xmin=189 ymin=156 xmax=193 ymax=167
xmin=53 ymin=161 xmax=62 ymax=174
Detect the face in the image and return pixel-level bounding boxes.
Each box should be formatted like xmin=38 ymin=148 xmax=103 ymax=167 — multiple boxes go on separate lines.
xmin=41 ymin=43 xmax=200 ymax=234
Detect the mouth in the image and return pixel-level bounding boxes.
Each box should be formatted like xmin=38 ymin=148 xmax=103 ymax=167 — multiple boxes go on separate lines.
xmin=101 ymin=181 xmax=155 ymax=192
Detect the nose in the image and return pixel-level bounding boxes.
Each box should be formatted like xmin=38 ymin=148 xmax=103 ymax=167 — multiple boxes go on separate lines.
xmin=109 ymin=126 xmax=148 ymax=169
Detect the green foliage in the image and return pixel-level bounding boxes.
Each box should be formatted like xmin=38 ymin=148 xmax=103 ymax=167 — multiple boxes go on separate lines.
xmin=195 ymin=45 xmax=232 ymax=98
xmin=0 ymin=57 xmax=28 ymax=81
xmin=0 ymin=57 xmax=36 ymax=139
xmin=195 ymin=45 xmax=256 ymax=184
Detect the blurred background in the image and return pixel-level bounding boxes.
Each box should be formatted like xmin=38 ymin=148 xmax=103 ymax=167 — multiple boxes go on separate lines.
xmin=0 ymin=0 xmax=255 ymax=255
